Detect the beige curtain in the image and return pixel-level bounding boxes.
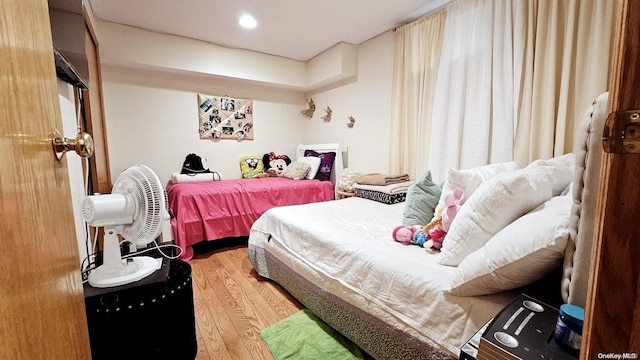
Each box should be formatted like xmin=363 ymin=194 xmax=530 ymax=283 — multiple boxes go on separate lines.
xmin=390 ymin=0 xmax=614 ymax=178
xmin=426 ymin=0 xmax=518 ymax=182
xmin=389 ymin=10 xmax=445 ymax=180
xmin=514 ymin=0 xmax=615 ymax=164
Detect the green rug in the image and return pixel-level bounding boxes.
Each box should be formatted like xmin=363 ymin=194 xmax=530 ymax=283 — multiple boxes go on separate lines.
xmin=260 ymin=309 xmax=370 ymax=360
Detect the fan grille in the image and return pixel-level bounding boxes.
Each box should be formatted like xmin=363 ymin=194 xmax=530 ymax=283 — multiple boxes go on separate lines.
xmin=82 ymin=198 xmax=95 ymax=221
xmin=112 ymin=165 xmax=168 ymax=246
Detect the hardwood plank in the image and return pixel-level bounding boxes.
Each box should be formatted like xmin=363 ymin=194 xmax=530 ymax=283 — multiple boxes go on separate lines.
xmin=189 ymin=242 xmax=303 ymax=360
xmin=205 ymin=253 xmax=274 ymax=359
xmin=229 ymin=246 xmax=302 ymax=318
xmin=193 ymin=256 xmax=255 ymax=359
xmin=191 ymin=259 xmax=233 ymax=360
xmin=218 ymin=249 xmax=287 ymax=325
xmin=189 ymin=243 xmax=305 ymax=360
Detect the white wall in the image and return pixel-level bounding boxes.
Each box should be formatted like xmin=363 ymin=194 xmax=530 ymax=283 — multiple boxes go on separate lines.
xmin=98 ymin=24 xmax=396 ymax=185
xmin=102 ymin=67 xmax=305 ymax=184
xmin=302 ymin=31 xmax=395 ymax=173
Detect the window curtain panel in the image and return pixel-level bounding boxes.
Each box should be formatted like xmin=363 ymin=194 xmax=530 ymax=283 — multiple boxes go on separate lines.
xmin=389 ymin=10 xmax=445 ymax=180
xmin=389 ymin=0 xmax=614 ymax=182
xmin=514 ymin=0 xmax=614 ymax=164
xmin=426 ymin=0 xmax=517 ymax=182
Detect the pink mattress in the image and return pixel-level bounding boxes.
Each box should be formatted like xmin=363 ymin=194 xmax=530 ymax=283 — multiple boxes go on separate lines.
xmin=167 ymin=177 xmax=334 ymax=260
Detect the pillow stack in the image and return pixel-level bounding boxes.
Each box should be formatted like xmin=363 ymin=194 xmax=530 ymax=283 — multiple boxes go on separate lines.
xmin=304 ymin=150 xmax=336 ymax=181
xmin=400 ymin=154 xmax=576 ymax=296
xmin=438 ymin=154 xmax=575 ymax=296
xmin=239 ymin=151 xmax=331 ymax=181
xmin=447 ymin=194 xmax=572 ymax=296
xmin=439 ymin=157 xmax=573 ymax=266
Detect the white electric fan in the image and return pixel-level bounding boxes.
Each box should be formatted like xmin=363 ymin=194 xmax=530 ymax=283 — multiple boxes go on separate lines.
xmin=82 ymin=165 xmax=169 ymax=288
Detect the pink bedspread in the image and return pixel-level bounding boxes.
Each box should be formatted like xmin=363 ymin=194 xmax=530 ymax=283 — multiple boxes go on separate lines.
xmin=167 ymin=177 xmax=334 ymax=260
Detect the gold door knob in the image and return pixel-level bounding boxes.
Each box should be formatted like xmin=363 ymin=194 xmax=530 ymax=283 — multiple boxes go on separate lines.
xmin=52 ymin=128 xmax=94 ymax=161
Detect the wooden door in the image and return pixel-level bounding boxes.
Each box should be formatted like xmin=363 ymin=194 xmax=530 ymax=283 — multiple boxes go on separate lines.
xmin=0 ymin=0 xmax=91 ymax=358
xmin=83 ymin=10 xmax=112 ymax=195
xmin=582 ymin=0 xmax=640 ymax=357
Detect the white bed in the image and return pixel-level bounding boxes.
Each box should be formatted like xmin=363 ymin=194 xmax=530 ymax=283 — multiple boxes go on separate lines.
xmin=248 ymin=93 xmax=607 ymax=359
xmin=249 ymin=198 xmax=516 ymax=356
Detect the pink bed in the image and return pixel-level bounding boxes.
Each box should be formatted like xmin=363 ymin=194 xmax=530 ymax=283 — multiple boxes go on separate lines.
xmin=167 ymin=177 xmax=335 ymax=260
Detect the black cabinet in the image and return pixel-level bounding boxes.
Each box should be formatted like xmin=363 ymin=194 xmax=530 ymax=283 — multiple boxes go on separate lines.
xmin=477 ymin=294 xmax=578 ymax=360
xmin=84 ymin=259 xmax=197 ymax=360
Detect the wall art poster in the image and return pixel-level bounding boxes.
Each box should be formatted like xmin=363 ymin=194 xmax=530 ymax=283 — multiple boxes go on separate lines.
xmin=198 ymin=93 xmax=254 ymax=140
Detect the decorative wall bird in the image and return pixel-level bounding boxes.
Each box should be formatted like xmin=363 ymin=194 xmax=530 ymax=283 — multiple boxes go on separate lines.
xmin=321 ymin=106 xmax=332 ymax=122
xmin=347 ymin=116 xmax=355 ymax=128
xmin=301 ymin=98 xmax=316 ymax=118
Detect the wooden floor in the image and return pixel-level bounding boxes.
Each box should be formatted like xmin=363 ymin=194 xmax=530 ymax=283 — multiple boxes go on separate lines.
xmin=189 ymin=243 xmax=303 ymax=360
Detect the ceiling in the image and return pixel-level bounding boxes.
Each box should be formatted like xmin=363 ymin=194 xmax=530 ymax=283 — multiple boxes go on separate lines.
xmin=85 ymin=0 xmax=452 ymax=61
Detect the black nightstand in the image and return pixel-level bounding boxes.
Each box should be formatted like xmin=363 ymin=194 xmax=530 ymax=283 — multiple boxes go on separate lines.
xmin=477 ymin=294 xmax=578 ymax=360
xmin=84 ymin=259 xmax=197 ymax=360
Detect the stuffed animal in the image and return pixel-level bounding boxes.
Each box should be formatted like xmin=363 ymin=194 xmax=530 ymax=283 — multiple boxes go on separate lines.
xmin=394 ymin=188 xmax=465 ymax=250
xmin=392 ymin=211 xmax=446 ymax=251
xmin=412 ymin=230 xmax=429 ymax=247
xmin=425 ymin=227 xmax=446 ymax=250
xmin=392 ymin=225 xmax=423 ymax=245
xmin=393 ymin=225 xmax=431 ymax=247
xmin=442 ymin=187 xmax=464 ymax=232
xmin=262 ymin=152 xmax=291 ymax=176
xmin=423 ymin=209 xmax=446 ymax=251
xmin=422 ymin=187 xmax=464 ymax=251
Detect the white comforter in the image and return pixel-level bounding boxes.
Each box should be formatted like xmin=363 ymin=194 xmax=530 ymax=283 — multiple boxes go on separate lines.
xmin=249 ymin=197 xmax=516 ymax=355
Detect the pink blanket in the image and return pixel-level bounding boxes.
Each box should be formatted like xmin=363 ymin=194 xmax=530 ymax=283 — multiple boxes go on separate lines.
xmin=167 ymin=177 xmax=334 ymax=260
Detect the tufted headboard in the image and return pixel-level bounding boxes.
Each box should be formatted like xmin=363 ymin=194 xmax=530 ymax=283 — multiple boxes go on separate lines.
xmin=561 ymin=92 xmax=608 ymax=307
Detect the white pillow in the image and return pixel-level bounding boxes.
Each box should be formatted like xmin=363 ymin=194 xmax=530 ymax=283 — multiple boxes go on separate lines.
xmin=436 ymin=161 xmax=519 ymax=214
xmin=525 ymin=153 xmax=575 ymax=195
xmin=296 ymin=156 xmax=321 ymax=180
xmin=526 ymin=152 xmax=575 ymax=169
xmin=446 ymin=195 xmax=571 ymax=296
xmin=438 ymin=164 xmax=573 ymax=266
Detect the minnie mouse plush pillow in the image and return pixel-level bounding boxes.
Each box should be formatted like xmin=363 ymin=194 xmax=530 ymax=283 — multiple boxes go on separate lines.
xmin=262 ymin=152 xmax=291 ymax=176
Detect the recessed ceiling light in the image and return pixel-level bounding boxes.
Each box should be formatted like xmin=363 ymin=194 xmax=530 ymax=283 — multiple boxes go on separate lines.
xmin=239 ymin=14 xmax=257 ymax=29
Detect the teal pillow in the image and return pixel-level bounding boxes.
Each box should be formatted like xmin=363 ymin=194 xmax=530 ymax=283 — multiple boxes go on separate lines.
xmin=402 ymin=170 xmax=442 ymax=226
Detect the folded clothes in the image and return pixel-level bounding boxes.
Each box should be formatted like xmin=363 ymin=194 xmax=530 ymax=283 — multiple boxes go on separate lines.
xmin=353 ymin=180 xmax=413 ymax=204
xmin=355 ymin=173 xmax=410 ymax=186
xmin=353 ymin=180 xmax=414 ymax=195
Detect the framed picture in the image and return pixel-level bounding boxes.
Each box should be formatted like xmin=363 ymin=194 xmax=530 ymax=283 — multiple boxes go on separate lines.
xmin=198 ymin=93 xmax=254 ymax=140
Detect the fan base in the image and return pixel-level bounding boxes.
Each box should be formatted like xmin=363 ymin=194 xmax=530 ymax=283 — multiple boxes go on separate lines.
xmin=88 ymin=256 xmax=160 ymax=288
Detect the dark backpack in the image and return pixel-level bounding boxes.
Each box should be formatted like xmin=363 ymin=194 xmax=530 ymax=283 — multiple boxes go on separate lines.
xmin=181 ymin=153 xmax=212 ymax=174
